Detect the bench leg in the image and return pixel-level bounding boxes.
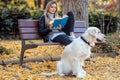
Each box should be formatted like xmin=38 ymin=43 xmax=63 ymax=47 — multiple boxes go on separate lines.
xmin=20 ymin=48 xmax=25 ymax=65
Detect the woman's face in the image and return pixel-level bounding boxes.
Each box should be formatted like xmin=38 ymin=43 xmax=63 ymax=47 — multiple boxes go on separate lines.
xmin=48 ymin=3 xmax=57 ymax=14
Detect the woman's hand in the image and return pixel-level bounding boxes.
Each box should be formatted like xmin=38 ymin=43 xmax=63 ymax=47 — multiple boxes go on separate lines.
xmin=57 ymin=24 xmax=62 ymax=30
xmin=49 ymin=21 xmax=53 ymax=30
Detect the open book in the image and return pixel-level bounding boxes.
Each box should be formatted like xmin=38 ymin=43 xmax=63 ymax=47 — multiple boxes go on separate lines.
xmin=52 ymin=15 xmax=69 ymax=28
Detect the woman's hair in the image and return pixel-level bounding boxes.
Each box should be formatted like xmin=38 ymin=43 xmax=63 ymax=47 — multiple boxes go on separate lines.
xmin=45 ymin=1 xmax=57 ymax=14
xmin=44 ymin=1 xmax=58 ymax=26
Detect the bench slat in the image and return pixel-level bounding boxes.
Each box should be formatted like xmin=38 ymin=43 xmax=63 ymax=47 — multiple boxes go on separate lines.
xmin=19 ymin=28 xmax=38 ymax=33
xmin=20 ymin=34 xmax=41 ymax=40
xmin=74 ymin=33 xmax=84 ymax=37
xmin=74 ymin=27 xmax=86 ymax=33
xmin=18 ymin=19 xmax=39 ymax=27
xmin=74 ymin=21 xmax=86 ymax=28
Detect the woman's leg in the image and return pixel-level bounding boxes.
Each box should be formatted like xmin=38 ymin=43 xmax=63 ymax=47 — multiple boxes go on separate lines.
xmin=52 ymin=35 xmax=72 ymax=46
xmin=62 ymin=11 xmax=76 ymax=40
xmin=63 ymin=11 xmax=75 ymax=35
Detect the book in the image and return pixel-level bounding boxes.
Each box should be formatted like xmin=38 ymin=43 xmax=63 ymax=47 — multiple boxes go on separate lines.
xmin=52 ymin=15 xmax=69 ymax=28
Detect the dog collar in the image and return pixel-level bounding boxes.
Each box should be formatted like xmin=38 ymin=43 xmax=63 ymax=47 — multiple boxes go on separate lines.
xmin=81 ymin=36 xmax=91 ymax=46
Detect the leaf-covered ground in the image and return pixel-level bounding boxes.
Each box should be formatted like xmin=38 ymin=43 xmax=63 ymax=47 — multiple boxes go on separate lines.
xmin=0 ymin=37 xmax=120 ymax=80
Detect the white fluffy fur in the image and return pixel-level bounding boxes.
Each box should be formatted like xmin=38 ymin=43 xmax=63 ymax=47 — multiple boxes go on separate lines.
xmin=41 ymin=27 xmax=105 ymax=78
xmin=57 ymin=27 xmax=105 ymax=78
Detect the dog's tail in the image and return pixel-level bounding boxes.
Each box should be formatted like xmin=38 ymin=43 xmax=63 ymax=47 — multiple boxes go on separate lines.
xmin=41 ymin=71 xmax=57 ymax=76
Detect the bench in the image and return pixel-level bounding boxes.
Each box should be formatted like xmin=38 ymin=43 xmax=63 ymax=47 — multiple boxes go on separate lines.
xmin=18 ymin=19 xmax=102 ymax=65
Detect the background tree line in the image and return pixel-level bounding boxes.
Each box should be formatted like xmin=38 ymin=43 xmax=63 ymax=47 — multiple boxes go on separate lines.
xmin=0 ymin=0 xmax=119 ymax=39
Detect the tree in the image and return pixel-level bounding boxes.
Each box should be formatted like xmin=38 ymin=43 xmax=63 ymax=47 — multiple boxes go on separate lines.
xmin=104 ymin=0 xmax=118 ymax=12
xmin=60 ymin=0 xmax=89 ymax=27
xmin=102 ymin=0 xmax=120 ymax=32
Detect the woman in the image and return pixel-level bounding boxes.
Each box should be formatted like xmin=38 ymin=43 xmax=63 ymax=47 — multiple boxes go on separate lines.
xmin=39 ymin=1 xmax=76 ymax=45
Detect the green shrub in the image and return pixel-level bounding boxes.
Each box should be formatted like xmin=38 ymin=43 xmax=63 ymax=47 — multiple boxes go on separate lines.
xmin=89 ymin=11 xmax=120 ymax=34
xmin=0 ymin=0 xmax=44 ymax=39
xmin=0 ymin=0 xmax=31 ymax=39
xmin=30 ymin=9 xmax=44 ymax=19
xmin=92 ymin=32 xmax=120 ymax=55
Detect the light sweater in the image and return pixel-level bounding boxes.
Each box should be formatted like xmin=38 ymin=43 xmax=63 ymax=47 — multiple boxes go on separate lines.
xmin=48 ymin=13 xmax=66 ymax=41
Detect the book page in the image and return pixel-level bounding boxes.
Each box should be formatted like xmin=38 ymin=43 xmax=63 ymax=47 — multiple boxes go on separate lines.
xmin=61 ymin=15 xmax=69 ymax=27
xmin=52 ymin=15 xmax=68 ymax=28
xmin=52 ymin=18 xmax=62 ymax=28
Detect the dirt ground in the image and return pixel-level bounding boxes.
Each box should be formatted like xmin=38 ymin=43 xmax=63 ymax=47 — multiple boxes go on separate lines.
xmin=0 ymin=40 xmax=120 ymax=80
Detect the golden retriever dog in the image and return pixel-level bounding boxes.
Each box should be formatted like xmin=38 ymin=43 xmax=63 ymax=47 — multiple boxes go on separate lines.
xmin=41 ymin=27 xmax=105 ymax=78
xmin=57 ymin=27 xmax=105 ymax=78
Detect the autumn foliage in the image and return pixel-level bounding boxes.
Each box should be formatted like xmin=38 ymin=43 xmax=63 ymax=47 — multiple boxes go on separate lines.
xmin=0 ymin=32 xmax=120 ymax=80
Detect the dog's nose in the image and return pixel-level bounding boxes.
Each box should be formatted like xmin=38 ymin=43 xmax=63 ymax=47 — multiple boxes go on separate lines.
xmin=103 ymin=35 xmax=106 ymax=38
xmin=103 ymin=37 xmax=106 ymax=42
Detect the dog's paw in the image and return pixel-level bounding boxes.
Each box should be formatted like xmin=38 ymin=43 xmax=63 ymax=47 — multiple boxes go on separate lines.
xmin=82 ymin=70 xmax=86 ymax=74
xmin=77 ymin=73 xmax=86 ymax=78
xmin=81 ymin=61 xmax=85 ymax=66
xmin=58 ymin=73 xmax=65 ymax=76
xmin=77 ymin=71 xmax=86 ymax=78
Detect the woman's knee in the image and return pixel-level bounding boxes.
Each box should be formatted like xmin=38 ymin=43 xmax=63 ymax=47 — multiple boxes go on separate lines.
xmin=67 ymin=11 xmax=74 ymax=16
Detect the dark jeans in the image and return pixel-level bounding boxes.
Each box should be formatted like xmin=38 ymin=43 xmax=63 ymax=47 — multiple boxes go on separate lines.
xmin=52 ymin=35 xmax=72 ymax=46
xmin=52 ymin=11 xmax=74 ymax=45
xmin=62 ymin=11 xmax=75 ymax=35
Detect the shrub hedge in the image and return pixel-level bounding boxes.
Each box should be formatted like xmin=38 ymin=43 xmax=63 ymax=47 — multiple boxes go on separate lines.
xmin=89 ymin=11 xmax=120 ymax=34
xmin=0 ymin=0 xmax=43 ymax=39
xmin=0 ymin=1 xmax=119 ymax=39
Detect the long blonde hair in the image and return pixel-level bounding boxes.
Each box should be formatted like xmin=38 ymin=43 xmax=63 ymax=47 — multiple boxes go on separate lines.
xmin=44 ymin=1 xmax=59 ymax=26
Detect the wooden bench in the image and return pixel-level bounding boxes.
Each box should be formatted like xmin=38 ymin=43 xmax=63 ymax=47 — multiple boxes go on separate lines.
xmin=18 ymin=19 xmax=102 ymax=65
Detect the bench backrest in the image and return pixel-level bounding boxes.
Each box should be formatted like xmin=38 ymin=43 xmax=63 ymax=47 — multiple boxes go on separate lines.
xmin=18 ymin=19 xmax=86 ymax=40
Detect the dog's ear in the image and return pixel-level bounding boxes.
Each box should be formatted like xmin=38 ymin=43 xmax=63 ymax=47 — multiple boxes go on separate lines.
xmin=88 ymin=28 xmax=97 ymax=37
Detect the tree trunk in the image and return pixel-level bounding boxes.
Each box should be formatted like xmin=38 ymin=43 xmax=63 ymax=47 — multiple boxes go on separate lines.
xmin=60 ymin=0 xmax=89 ymax=27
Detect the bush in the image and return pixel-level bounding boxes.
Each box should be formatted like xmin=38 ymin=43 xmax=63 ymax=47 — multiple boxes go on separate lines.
xmin=0 ymin=0 xmax=31 ymax=39
xmin=89 ymin=11 xmax=120 ymax=34
xmin=0 ymin=0 xmax=44 ymax=39
xmin=92 ymin=32 xmax=120 ymax=55
xmin=30 ymin=9 xmax=44 ymax=19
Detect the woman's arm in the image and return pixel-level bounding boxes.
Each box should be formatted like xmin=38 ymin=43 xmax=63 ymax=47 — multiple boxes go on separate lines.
xmin=38 ymin=15 xmax=52 ymax=36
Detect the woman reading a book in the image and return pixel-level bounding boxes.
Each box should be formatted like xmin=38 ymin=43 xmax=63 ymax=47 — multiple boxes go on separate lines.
xmin=39 ymin=1 xmax=76 ymax=45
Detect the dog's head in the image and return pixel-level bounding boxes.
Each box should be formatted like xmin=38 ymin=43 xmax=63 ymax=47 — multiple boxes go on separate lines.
xmin=86 ymin=27 xmax=106 ymax=42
